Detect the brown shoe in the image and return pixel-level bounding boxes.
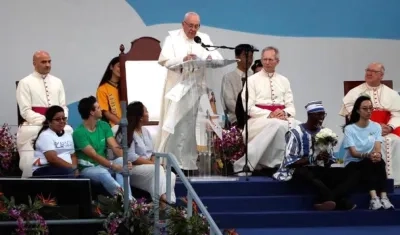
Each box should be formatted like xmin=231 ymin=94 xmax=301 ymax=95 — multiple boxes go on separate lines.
xmin=314 ymin=201 xmax=336 ymax=211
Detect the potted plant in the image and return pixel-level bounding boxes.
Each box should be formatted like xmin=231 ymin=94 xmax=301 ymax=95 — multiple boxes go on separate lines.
xmin=0 ymin=123 xmax=21 ymax=177
xmin=0 ymin=192 xmax=57 ymax=234
xmin=213 ymin=126 xmax=245 ymax=176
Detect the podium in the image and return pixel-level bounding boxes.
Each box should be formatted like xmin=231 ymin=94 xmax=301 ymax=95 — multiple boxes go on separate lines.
xmin=165 ymin=59 xmax=238 ymax=181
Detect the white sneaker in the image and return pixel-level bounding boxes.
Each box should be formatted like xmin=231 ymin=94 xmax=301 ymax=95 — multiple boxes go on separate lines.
xmin=369 ymin=198 xmax=383 ymax=210
xmin=381 ymin=197 xmax=395 ymax=210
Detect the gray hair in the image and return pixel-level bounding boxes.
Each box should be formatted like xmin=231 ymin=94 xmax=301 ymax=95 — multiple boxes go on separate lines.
xmin=261 ymin=46 xmax=280 ymax=60
xmin=183 ymin=12 xmax=200 ymax=21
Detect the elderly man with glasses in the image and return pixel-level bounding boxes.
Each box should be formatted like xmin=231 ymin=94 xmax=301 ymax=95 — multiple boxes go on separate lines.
xmin=157 ymin=12 xmax=223 ymax=175
xmin=339 ymin=62 xmax=400 ymax=186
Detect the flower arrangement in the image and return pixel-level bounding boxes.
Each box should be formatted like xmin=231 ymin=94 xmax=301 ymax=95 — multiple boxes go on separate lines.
xmin=0 ymin=192 xmax=57 ymax=235
xmin=213 ymin=126 xmax=244 ymax=160
xmin=97 ymin=192 xmax=236 ymax=235
xmin=0 ymin=123 xmax=19 ymax=176
xmin=96 ymin=193 xmax=154 ymax=235
xmin=314 ymin=128 xmax=339 ymax=166
xmin=315 ymin=128 xmax=339 ymax=151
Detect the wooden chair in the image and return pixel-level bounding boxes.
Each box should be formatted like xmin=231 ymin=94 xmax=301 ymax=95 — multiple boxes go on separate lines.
xmin=119 ymin=37 xmax=162 ymax=126
xmin=343 ymin=80 xmax=393 ymax=95
xmin=15 ymin=81 xmax=26 ymax=126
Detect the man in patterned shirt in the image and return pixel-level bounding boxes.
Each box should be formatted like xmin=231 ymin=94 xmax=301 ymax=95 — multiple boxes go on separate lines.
xmin=274 ymin=101 xmax=358 ymax=211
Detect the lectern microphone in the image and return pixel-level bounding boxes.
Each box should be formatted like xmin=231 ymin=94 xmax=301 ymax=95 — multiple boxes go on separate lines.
xmin=194 ymin=36 xmax=209 ymax=51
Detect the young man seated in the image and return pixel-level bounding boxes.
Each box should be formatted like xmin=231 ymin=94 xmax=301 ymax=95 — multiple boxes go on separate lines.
xmin=72 ymin=96 xmax=134 ymax=200
xmin=274 ymin=101 xmax=358 ymax=211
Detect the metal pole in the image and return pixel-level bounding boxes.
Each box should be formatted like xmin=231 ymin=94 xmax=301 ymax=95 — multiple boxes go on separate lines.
xmin=120 ymin=100 xmax=130 ymax=213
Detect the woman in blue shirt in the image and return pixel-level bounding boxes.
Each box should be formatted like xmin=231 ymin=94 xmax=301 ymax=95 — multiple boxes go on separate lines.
xmin=343 ymin=95 xmax=394 ymax=210
xmin=116 ymin=101 xmax=176 ymax=208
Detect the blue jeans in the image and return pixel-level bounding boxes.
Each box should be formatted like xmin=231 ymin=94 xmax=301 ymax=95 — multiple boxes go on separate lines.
xmin=32 ymin=166 xmax=76 ymax=178
xmin=80 ymin=157 xmax=133 ymax=200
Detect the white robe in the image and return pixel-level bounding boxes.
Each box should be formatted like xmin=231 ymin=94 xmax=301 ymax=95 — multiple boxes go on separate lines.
xmin=340 ymin=83 xmax=400 ymax=185
xmin=221 ymin=68 xmax=253 ymax=124
xmin=234 ymin=70 xmax=298 ymax=172
xmin=156 ymin=29 xmax=223 ymax=170
xmin=16 ymin=71 xmax=73 ymax=177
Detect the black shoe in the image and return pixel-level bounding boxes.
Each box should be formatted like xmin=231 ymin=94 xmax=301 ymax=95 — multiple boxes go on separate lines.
xmin=336 ymin=198 xmax=357 ymax=211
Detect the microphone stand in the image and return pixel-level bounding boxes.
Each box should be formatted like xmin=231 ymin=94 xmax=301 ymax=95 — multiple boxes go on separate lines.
xmin=203 ymin=44 xmax=258 ymax=181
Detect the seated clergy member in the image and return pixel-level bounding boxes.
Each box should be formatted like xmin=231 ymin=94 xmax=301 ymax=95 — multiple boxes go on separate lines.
xmin=234 ymin=46 xmax=298 ymax=174
xmin=343 ymin=95 xmax=394 ymax=210
xmin=274 ymin=101 xmax=357 ymax=211
xmin=96 ymin=56 xmax=121 ymax=134
xmin=32 ymin=105 xmax=77 ymax=178
xmin=251 ymin=59 xmax=263 ymax=74
xmin=16 ymin=51 xmax=72 ymax=178
xmin=73 ymin=96 xmax=134 ymax=200
xmin=116 ymin=101 xmax=176 ymax=208
xmin=221 ymin=44 xmax=254 ymax=125
xmin=340 ymin=62 xmax=400 ymax=186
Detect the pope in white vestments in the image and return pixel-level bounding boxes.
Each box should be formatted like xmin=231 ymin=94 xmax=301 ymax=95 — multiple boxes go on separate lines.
xmin=234 ymin=47 xmax=299 ymax=173
xmin=16 ymin=51 xmax=73 ymax=177
xmin=339 ymin=62 xmax=400 ymax=185
xmin=156 ymin=12 xmax=223 ymax=172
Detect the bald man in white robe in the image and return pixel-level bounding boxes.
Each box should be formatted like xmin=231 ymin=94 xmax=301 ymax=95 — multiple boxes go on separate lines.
xmin=340 ymin=62 xmax=400 ymax=185
xmin=156 ymin=12 xmax=223 ymax=174
xmin=16 ymin=51 xmax=73 ymax=177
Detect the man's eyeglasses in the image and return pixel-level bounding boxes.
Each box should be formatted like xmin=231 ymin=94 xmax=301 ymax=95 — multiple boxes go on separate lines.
xmin=365 ymin=69 xmax=382 ymax=73
xmin=184 ymin=21 xmax=200 ymax=29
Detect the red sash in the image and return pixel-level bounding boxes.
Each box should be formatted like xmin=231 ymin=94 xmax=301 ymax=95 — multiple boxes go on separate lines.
xmin=371 ymin=110 xmax=400 ymax=136
xmin=255 ymin=104 xmax=285 ymax=112
xmin=32 ymin=107 xmax=48 ymax=115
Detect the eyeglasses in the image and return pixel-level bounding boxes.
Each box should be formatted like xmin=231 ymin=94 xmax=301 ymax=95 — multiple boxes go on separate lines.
xmin=360 ymin=107 xmax=374 ymax=111
xmin=53 ymin=117 xmax=67 ymax=122
xmin=365 ymin=69 xmax=382 ymax=73
xmin=184 ymin=21 xmax=200 ymax=29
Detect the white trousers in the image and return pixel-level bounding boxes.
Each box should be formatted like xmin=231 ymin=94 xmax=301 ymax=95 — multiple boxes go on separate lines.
xmin=234 ymin=117 xmax=298 ymax=172
xmin=17 ymin=123 xmax=73 ymax=178
xmin=129 ymin=164 xmax=176 ymax=203
xmin=382 ymin=133 xmax=400 ymax=186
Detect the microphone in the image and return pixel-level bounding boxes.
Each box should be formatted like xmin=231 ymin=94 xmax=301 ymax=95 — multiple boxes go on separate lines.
xmin=194 ymin=36 xmax=209 ymax=51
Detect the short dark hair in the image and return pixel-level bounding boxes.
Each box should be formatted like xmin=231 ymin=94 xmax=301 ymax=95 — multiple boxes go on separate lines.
xmin=251 ymin=59 xmax=262 ymax=73
xmin=78 ymin=96 xmax=97 ymax=120
xmin=235 ymin=44 xmax=254 ymax=57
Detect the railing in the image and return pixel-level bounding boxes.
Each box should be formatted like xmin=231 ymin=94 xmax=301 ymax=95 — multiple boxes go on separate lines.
xmin=153 ymin=152 xmax=222 ymax=235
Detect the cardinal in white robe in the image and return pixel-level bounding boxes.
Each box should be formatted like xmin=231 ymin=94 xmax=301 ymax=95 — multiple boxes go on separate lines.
xmin=221 ymin=44 xmax=254 ymax=125
xmin=16 ymin=51 xmax=73 ymax=177
xmin=340 ymin=62 xmax=400 ymax=185
xmin=156 ymin=12 xmax=223 ymax=173
xmin=234 ymin=47 xmax=299 ymax=173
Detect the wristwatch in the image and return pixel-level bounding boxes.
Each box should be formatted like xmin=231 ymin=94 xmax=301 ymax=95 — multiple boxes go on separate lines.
xmin=109 ymin=161 xmax=114 ymax=170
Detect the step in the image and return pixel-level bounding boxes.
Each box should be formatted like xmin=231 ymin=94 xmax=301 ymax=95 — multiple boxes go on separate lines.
xmin=233 ymin=226 xmax=400 ymax=235
xmin=175 ymin=177 xmax=394 ymax=197
xmin=211 ymin=209 xmax=400 ymax=228
xmin=195 ymin=193 xmax=400 ymax=212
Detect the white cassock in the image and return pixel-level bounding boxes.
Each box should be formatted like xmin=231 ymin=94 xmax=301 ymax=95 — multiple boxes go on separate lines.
xmin=340 ymin=83 xmax=400 ymax=185
xmin=234 ymin=70 xmax=299 ymax=172
xmin=16 ymin=71 xmax=73 ymax=177
xmin=156 ymin=29 xmax=223 ymax=170
xmin=221 ymin=68 xmax=253 ymax=124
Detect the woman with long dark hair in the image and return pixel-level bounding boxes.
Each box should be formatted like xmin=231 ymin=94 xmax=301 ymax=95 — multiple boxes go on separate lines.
xmin=116 ymin=101 xmax=176 ymax=207
xmin=32 ymin=105 xmax=77 ymax=177
xmin=96 ymin=56 xmax=121 ymax=133
xmin=343 ymin=95 xmax=394 ymax=210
